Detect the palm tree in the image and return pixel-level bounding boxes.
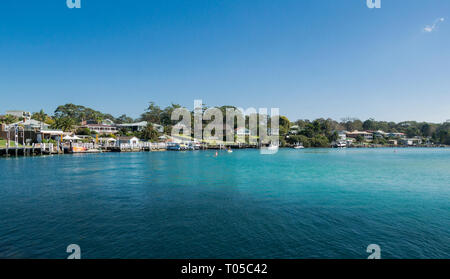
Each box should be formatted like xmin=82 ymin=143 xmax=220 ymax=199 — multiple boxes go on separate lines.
xmin=52 ymin=117 xmax=75 ymax=132
xmin=61 ymin=118 xmax=75 ymax=132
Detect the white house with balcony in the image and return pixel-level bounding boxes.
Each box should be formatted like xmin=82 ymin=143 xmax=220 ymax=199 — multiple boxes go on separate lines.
xmin=116 ymin=121 xmax=164 ymax=133
xmin=346 ymin=130 xmax=373 ymax=141
xmin=81 ymin=124 xmax=118 ymax=135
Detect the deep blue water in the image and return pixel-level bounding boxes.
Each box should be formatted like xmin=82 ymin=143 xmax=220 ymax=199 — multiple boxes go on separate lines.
xmin=0 ymin=148 xmax=449 ymax=259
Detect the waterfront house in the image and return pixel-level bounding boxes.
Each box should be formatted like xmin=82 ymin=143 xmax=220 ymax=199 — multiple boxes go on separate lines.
xmin=81 ymin=123 xmax=118 ymax=135
xmin=116 ymin=136 xmax=140 ymax=146
xmin=98 ymin=137 xmax=117 ymax=147
xmin=5 ymin=110 xmax=31 ymax=120
xmin=336 ymin=130 xmax=347 ymax=140
xmin=387 ymin=132 xmax=406 ymax=139
xmin=116 ymin=121 xmax=164 ymax=133
xmin=116 ymin=121 xmax=147 ymax=132
xmin=37 ymin=130 xmax=65 ymax=142
xmin=6 ymin=119 xmax=50 ymax=131
xmin=399 ymin=137 xmax=422 ymax=146
xmin=346 ymin=138 xmax=355 ymax=146
xmin=346 ymin=130 xmax=373 ymax=141
xmin=1 ymin=120 xmax=62 ymax=144
xmin=388 ymin=139 xmax=398 ymax=145
xmin=289 ymin=125 xmax=301 ymax=135
xmin=372 ymin=130 xmax=387 ymax=139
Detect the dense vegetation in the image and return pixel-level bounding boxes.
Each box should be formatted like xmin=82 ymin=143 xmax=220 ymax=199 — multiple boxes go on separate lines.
xmin=287 ymin=118 xmax=450 ymax=146
xmin=1 ymin=103 xmax=449 ymax=146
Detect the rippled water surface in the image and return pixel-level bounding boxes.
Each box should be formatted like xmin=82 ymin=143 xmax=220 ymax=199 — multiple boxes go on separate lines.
xmin=0 ymin=148 xmax=449 ymax=258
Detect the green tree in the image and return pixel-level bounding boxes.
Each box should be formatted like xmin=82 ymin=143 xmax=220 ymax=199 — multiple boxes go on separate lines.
xmin=52 ymin=117 xmax=75 ymax=132
xmin=76 ymin=127 xmax=92 ymax=135
xmin=140 ymin=124 xmax=159 ymax=142
xmin=363 ymin=118 xmax=376 ymax=131
xmin=355 ymin=135 xmax=364 ymax=142
xmin=421 ymin=123 xmax=436 ymax=137
xmin=311 ymin=135 xmax=330 ymax=147
xmin=278 ymin=116 xmax=291 ymax=136
xmin=54 ymin=104 xmax=111 ymax=124
xmin=32 ymin=109 xmax=47 ymax=123
xmin=116 ymin=114 xmax=134 ymax=124
xmin=328 ymin=131 xmax=339 ymax=142
xmin=0 ymin=114 xmax=19 ymax=124
xmin=32 ymin=109 xmax=48 ymax=129
xmin=141 ymin=102 xmax=163 ymax=124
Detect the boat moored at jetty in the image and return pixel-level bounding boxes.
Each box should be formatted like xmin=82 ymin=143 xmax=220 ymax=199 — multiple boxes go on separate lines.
xmin=167 ymin=142 xmax=182 ymax=151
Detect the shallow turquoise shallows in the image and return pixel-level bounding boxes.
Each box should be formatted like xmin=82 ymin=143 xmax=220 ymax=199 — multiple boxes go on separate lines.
xmin=0 ymin=148 xmax=449 ymax=259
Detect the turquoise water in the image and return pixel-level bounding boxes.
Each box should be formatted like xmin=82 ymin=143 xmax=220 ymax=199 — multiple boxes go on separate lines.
xmin=0 ymin=148 xmax=449 ymax=259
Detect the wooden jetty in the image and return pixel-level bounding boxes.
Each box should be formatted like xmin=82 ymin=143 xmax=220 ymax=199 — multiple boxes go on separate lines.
xmin=0 ymin=143 xmax=60 ymax=157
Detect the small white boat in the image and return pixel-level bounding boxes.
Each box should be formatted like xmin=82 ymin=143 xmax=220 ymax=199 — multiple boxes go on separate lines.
xmin=267 ymin=144 xmax=278 ymax=151
xmin=227 ymin=149 xmax=233 ymax=153
xmin=293 ymin=143 xmax=304 ymax=149
xmin=260 ymin=143 xmax=279 ymax=154
xmin=334 ymin=140 xmax=347 ymax=148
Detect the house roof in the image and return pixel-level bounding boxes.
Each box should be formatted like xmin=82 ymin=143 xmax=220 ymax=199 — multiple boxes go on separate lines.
xmin=10 ymin=119 xmax=48 ymax=126
xmin=102 ymin=119 xmax=115 ymax=124
xmin=117 ymin=121 xmax=148 ymax=127
xmin=346 ymin=130 xmax=372 ymax=135
xmin=84 ymin=124 xmax=116 ymax=128
xmin=117 ymin=136 xmax=139 ymax=140
xmin=40 ymin=130 xmax=64 ymax=135
xmin=6 ymin=119 xmax=49 ymax=130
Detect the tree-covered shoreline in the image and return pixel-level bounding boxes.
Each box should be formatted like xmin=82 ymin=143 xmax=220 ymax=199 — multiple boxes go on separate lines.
xmin=1 ymin=103 xmax=449 ymax=146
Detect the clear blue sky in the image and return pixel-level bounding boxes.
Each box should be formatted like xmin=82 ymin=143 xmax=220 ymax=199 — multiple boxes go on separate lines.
xmin=1 ymin=0 xmax=449 ymax=123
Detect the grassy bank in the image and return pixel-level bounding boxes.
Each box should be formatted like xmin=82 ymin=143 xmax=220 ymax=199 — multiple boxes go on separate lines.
xmin=0 ymin=139 xmax=24 ymax=148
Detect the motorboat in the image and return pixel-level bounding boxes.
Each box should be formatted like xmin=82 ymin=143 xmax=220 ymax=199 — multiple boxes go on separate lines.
xmin=167 ymin=142 xmax=181 ymax=151
xmin=293 ymin=143 xmax=304 ymax=149
xmin=260 ymin=143 xmax=279 ymax=154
